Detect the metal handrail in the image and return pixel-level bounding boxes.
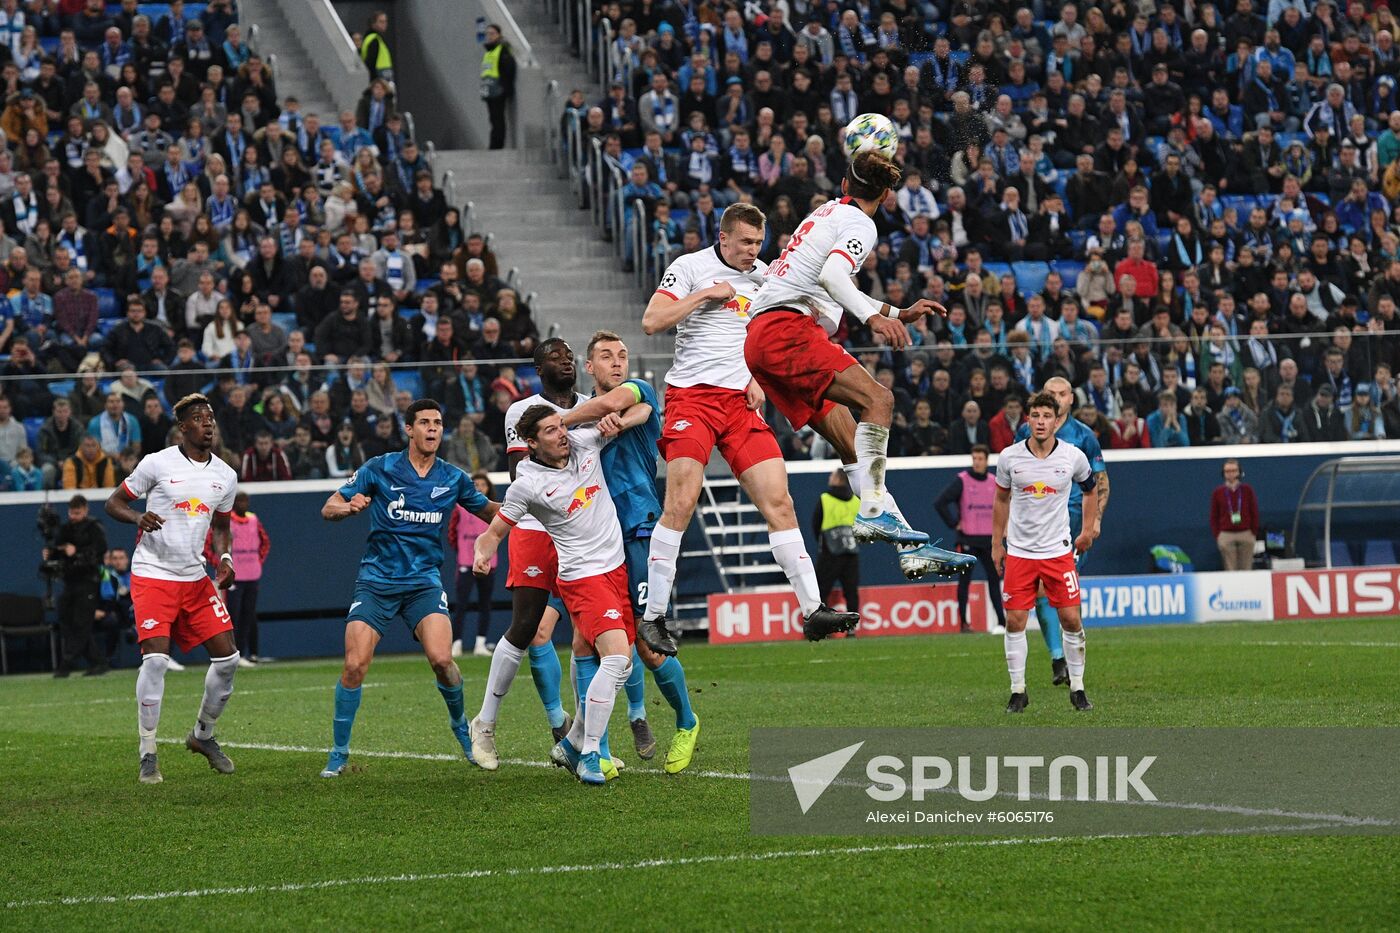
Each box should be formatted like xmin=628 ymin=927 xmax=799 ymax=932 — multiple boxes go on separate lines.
xmin=463 ymin=200 xmax=476 ymax=237
xmin=545 ymin=79 xmax=562 ymax=172
xmin=566 ymin=110 xmax=585 ymax=205
xmin=266 ymin=51 xmax=279 ymax=89
xmin=632 ymin=197 xmax=646 ymax=287
xmin=589 ymin=137 xmax=604 ymax=228
xmin=247 ymin=23 xmax=261 ymax=56
xmin=403 ymin=111 xmax=417 ymax=144
xmin=580 ymin=1 xmax=593 ymax=82
xmin=505 ymin=266 xmax=520 ymax=289
xmin=480 ymin=0 xmax=535 ymax=67
xmin=597 ymin=18 xmax=613 ymax=86
xmin=442 ymin=169 xmax=457 ymax=211
xmin=424 ymin=138 xmax=436 ymax=173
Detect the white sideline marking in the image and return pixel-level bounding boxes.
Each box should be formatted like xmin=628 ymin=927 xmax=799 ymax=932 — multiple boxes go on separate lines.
xmin=154 ymin=739 xmax=1391 ymax=828
xmin=1248 ymin=638 xmax=1400 ymax=647
xmin=1 ymin=824 xmax=1344 ymax=909
xmin=2 ymin=683 xmax=387 ymax=711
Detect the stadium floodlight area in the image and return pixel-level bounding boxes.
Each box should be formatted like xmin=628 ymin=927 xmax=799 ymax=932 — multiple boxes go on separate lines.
xmin=1292 ymin=456 xmax=1400 ymax=568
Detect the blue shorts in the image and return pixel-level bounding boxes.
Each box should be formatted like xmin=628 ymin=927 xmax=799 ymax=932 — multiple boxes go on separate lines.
xmin=347 ymin=581 xmax=449 ymax=638
xmin=622 ymin=532 xmax=651 ymax=619
xmin=547 ymin=592 xmax=568 ymax=621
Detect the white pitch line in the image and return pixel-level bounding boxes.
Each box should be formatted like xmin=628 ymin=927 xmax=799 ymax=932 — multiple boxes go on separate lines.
xmin=2 ymin=683 xmax=387 ymax=712
xmin=1242 ymin=641 xmax=1400 ymax=648
xmin=1 ymin=823 xmax=1346 ymax=910
xmin=163 ymin=739 xmax=1391 ymax=828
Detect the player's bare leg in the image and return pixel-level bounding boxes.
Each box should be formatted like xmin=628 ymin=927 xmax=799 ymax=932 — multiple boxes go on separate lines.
xmin=737 ymin=457 xmax=860 ymax=641
xmin=322 ymin=620 xmax=380 ymax=776
xmin=1058 ymin=605 xmax=1092 ymax=710
xmin=528 ymin=608 xmax=572 ymax=742
xmin=470 ymin=586 xmax=552 ymax=770
xmin=1002 ymin=609 xmax=1031 ymax=713
xmin=639 ymin=456 xmax=705 ymax=655
xmin=184 ymin=630 xmax=239 ymax=774
xmin=416 ymin=613 xmax=477 ymax=755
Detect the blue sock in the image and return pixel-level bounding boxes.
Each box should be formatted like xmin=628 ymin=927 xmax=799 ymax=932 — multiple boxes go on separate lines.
xmin=1036 ymin=596 xmax=1064 ymax=660
xmin=332 ymin=682 xmax=362 ymax=752
xmin=651 ymin=656 xmax=697 ymax=730
xmin=574 ymin=654 xmax=610 ymax=761
xmin=624 ymin=646 xmax=646 ymax=720
xmin=436 ymin=680 xmax=466 ymax=729
xmin=528 ymin=643 xmax=566 ymax=729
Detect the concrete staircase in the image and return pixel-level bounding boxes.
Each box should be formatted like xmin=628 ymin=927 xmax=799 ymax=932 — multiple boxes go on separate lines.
xmin=240 ymin=0 xmax=340 ymax=121
xmin=434 ymin=147 xmax=649 ymax=356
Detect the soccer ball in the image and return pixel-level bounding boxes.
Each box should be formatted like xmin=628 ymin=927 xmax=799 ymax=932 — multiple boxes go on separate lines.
xmin=842 ymin=113 xmax=899 ymax=161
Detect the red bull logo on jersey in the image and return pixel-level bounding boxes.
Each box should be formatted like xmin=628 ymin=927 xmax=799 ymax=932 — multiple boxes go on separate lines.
xmin=1023 ymin=481 xmax=1058 ymax=499
xmin=724 ymin=294 xmax=752 ymax=319
xmin=565 ymin=484 xmax=602 ymax=516
xmin=172 ymin=498 xmax=212 ymax=516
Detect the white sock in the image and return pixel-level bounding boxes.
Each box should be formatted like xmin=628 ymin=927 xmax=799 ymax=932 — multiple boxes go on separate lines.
xmin=478 ymin=640 xmax=526 ymax=724
xmin=769 ymin=527 xmax=822 ymax=616
xmin=854 ymin=422 xmax=890 ymax=518
xmin=473 ymin=635 xmax=486 ymax=651
xmin=569 ymin=653 xmax=579 ymax=711
xmin=1062 ymin=628 xmax=1087 ymax=692
xmin=194 ymin=652 xmax=239 ymax=739
xmin=583 ymin=654 xmax=631 ymax=755
xmin=644 ymin=524 xmax=684 ymax=620
xmin=136 ymin=653 xmax=170 ymax=756
xmin=1004 ymin=631 xmax=1028 ymax=693
xmin=842 ymin=461 xmax=866 ymax=496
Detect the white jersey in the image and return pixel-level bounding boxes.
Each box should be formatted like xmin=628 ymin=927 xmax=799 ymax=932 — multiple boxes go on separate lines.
xmin=504 ymin=391 xmax=589 ymax=533
xmin=750 ymin=197 xmax=878 ymax=331
xmin=121 ymin=445 xmax=239 ymax=581
xmin=655 ymin=244 xmax=767 ymax=391
xmin=500 ymin=427 xmax=624 ymax=580
xmin=995 ymin=439 xmax=1093 ymax=559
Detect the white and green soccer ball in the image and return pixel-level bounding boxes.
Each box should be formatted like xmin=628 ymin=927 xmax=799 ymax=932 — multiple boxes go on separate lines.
xmin=842 ymin=112 xmax=899 ymax=161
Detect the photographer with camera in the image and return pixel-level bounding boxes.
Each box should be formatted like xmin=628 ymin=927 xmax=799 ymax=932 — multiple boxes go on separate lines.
xmin=43 ymin=495 xmax=110 ymax=677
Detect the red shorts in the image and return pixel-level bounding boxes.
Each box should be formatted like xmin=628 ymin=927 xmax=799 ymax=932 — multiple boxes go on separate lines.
xmin=131 ymin=575 xmax=233 ymax=653
xmin=556 ymin=564 xmax=635 ymax=645
xmin=1002 ymin=553 xmax=1081 ymax=611
xmin=744 ymin=310 xmax=857 ymax=429
xmin=659 ymin=384 xmax=782 ymax=476
xmin=506 ymin=527 xmax=560 ymax=595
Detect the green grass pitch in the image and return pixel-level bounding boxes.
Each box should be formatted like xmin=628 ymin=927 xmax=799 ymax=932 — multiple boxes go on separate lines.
xmin=2 ymin=618 xmax=1398 ymax=931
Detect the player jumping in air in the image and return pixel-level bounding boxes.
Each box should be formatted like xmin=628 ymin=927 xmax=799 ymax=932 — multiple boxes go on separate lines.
xmin=105 ymin=393 xmax=240 ymax=784
xmin=744 ymin=151 xmax=975 ymax=585
xmin=473 ymin=406 xmax=635 ymax=786
xmin=993 ymin=392 xmax=1101 ymax=713
xmin=318 ymin=398 xmax=499 ymax=777
xmin=466 ymin=338 xmax=651 ymax=773
xmin=1013 ymin=376 xmax=1110 ymax=685
xmin=637 ymin=201 xmax=858 ymax=651
xmin=559 ymin=331 xmax=701 ymax=772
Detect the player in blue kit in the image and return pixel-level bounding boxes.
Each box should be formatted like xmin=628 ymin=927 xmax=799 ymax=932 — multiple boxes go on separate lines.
xmin=1013 ymin=376 xmax=1110 ymax=686
xmin=317 ymin=399 xmax=499 ymax=778
xmin=562 ymin=331 xmax=702 ymax=772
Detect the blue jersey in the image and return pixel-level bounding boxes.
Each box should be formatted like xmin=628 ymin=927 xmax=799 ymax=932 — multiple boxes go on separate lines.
xmin=338 ymin=451 xmax=490 ymax=589
xmin=1014 ymin=417 xmax=1106 ymax=517
xmin=600 ymin=378 xmax=663 ymax=539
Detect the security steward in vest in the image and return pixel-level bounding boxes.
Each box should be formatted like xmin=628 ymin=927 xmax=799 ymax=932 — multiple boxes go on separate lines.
xmin=812 ymin=468 xmax=861 ymax=632
xmin=480 ymin=23 xmax=517 ymax=151
xmin=360 ymin=10 xmax=394 ymax=84
xmin=934 ymin=444 xmax=1007 ymax=633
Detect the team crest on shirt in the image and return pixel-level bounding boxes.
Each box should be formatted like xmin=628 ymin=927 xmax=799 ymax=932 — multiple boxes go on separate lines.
xmin=431 ymin=486 xmax=451 ymax=498
xmin=524 ymin=566 xmax=544 ymax=577
xmin=1023 ymin=482 xmax=1058 ymax=499
xmin=672 ymin=420 xmax=692 ymax=431
xmin=565 ymin=484 xmax=602 ymax=515
xmin=603 ymin=608 xmax=622 ymax=620
xmin=141 ymin=619 xmax=158 ymax=630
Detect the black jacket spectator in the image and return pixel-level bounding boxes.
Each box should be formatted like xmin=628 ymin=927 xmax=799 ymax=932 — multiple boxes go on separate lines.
xmin=103 ymin=312 xmax=173 ymax=370
xmin=314 ymin=308 xmax=373 ymax=361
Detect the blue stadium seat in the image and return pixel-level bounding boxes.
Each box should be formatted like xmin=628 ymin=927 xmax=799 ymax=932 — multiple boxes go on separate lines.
xmin=415 ymin=277 xmax=440 ymax=294
xmin=1156 ymin=232 xmax=1173 ymax=253
xmin=982 ymin=261 xmax=1012 ymax=281
xmin=48 ymin=379 xmax=74 ymax=398
xmin=271 ymin=312 xmax=297 ymax=334
xmin=1069 ymin=230 xmax=1090 ymax=253
xmin=949 ymin=50 xmax=970 ymax=65
xmin=97 ymin=319 xmax=120 ymax=337
xmin=1012 ymin=261 xmax=1050 ymax=294
xmin=22 ymin=417 xmax=42 ymax=450
xmin=908 ymin=52 xmax=934 ymax=68
xmin=96 ymin=288 xmax=120 ymax=319
xmin=392 ymin=370 xmax=422 ymax=399
xmin=1053 ymin=260 xmax=1086 ymax=290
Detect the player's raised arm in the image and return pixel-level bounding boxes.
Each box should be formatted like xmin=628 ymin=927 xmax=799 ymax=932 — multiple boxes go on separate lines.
xmin=641 ymin=280 xmax=735 ymax=334
xmin=560 ymin=382 xmax=647 ymax=426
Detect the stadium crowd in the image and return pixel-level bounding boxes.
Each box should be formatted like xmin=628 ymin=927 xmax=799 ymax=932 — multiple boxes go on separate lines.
xmin=0 ymin=4 xmax=541 ymax=490
xmin=566 ymin=0 xmax=1400 ymax=457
